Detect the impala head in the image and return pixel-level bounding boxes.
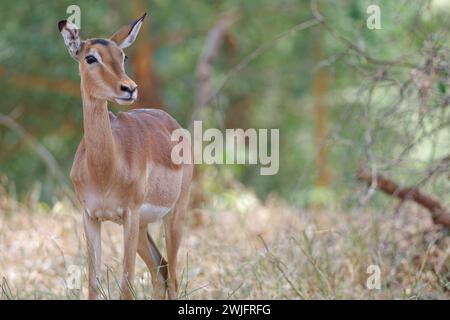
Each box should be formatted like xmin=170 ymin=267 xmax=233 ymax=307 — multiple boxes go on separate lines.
xmin=58 ymin=14 xmax=146 ymax=105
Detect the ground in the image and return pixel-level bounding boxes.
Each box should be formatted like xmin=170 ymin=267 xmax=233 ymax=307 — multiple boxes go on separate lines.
xmin=0 ymin=187 xmax=449 ymax=299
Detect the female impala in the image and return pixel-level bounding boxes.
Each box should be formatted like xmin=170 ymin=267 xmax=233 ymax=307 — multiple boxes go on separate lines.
xmin=58 ymin=14 xmax=192 ymax=300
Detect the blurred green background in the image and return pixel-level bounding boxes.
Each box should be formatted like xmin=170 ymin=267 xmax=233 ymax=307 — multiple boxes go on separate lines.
xmin=0 ymin=0 xmax=448 ymax=207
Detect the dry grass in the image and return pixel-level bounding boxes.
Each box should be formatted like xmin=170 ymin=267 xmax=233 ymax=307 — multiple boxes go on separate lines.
xmin=0 ymin=188 xmax=449 ymax=300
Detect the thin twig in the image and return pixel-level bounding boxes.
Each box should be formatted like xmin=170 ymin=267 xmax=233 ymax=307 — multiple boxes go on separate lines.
xmin=258 ymin=235 xmax=305 ymax=299
xmin=205 ymin=17 xmax=322 ymax=108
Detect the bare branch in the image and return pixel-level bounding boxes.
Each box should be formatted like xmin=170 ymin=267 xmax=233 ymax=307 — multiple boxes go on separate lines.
xmin=0 ymin=65 xmax=79 ymax=96
xmin=205 ymin=17 xmax=322 ymax=109
xmin=0 ymin=113 xmax=76 ymax=204
xmin=190 ymin=13 xmax=237 ymax=126
xmin=356 ymin=168 xmax=450 ymax=229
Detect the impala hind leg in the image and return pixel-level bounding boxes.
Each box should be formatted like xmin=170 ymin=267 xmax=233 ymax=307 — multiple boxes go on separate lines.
xmin=137 ymin=226 xmax=168 ymax=299
xmin=83 ymin=210 xmax=102 ymax=300
xmin=164 ymin=191 xmax=189 ymax=299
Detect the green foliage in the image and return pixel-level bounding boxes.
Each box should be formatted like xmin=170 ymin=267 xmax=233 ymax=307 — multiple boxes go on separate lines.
xmin=0 ymin=1 xmax=448 ymax=206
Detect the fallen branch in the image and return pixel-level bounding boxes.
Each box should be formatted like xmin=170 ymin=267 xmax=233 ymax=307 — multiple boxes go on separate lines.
xmin=356 ymin=168 xmax=450 ymax=228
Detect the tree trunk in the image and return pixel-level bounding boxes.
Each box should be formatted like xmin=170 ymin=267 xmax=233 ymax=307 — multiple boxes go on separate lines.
xmin=312 ymin=30 xmax=331 ymax=187
xmin=131 ymin=0 xmax=163 ymax=109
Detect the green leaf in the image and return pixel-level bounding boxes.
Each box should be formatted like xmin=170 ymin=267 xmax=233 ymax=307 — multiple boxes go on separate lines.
xmin=438 ymin=81 xmax=447 ymax=95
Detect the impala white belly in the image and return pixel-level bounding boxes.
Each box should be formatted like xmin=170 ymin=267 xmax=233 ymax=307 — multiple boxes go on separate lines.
xmin=139 ymin=203 xmax=172 ymax=224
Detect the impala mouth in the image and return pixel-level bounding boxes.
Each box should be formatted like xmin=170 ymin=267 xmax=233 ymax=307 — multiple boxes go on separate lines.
xmin=115 ymin=88 xmax=138 ymax=105
xmin=115 ymin=96 xmax=136 ymax=105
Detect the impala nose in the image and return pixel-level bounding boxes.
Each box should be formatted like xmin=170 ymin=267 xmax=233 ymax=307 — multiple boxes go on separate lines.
xmin=120 ymin=84 xmax=137 ymax=94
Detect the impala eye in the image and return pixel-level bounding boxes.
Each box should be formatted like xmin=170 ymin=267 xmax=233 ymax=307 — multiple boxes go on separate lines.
xmin=85 ymin=55 xmax=98 ymax=64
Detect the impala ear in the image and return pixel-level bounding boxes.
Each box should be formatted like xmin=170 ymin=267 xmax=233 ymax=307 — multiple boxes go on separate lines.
xmin=58 ymin=20 xmax=82 ymax=60
xmin=110 ymin=13 xmax=146 ymax=49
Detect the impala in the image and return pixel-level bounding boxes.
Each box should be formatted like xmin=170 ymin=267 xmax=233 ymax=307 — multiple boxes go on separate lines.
xmin=58 ymin=13 xmax=193 ymax=300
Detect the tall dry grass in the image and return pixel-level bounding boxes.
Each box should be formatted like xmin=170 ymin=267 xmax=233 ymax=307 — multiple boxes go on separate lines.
xmin=0 ymin=186 xmax=449 ymax=299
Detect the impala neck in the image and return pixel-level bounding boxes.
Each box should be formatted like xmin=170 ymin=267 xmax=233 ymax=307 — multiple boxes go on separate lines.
xmin=81 ymin=86 xmax=117 ymax=186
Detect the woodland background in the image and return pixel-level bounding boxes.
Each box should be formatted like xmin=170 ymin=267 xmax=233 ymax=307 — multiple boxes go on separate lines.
xmin=0 ymin=0 xmax=449 ymax=299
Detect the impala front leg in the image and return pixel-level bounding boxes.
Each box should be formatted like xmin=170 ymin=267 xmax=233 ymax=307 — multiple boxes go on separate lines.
xmin=121 ymin=208 xmax=140 ymax=299
xmin=83 ymin=210 xmax=102 ymax=300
